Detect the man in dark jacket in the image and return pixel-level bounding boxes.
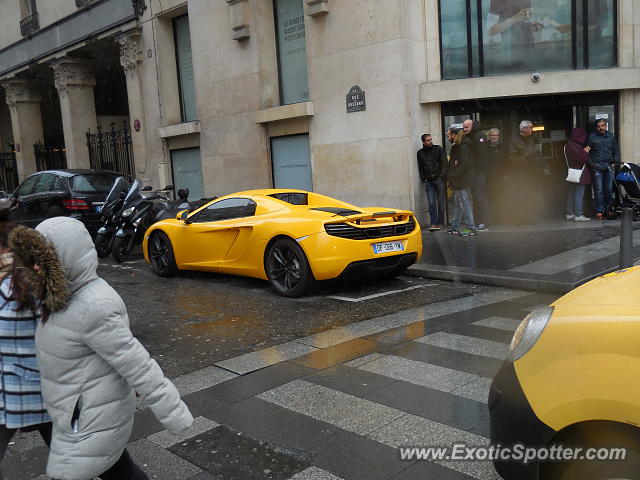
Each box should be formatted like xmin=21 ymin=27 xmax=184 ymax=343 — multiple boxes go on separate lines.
xmin=485 ymin=128 xmax=507 ymax=222
xmin=417 ymin=134 xmax=447 ymax=231
xmin=447 ymin=128 xmax=475 ymax=236
xmin=462 ymin=119 xmax=490 ymax=230
xmin=509 ymin=120 xmax=542 ymax=224
xmin=586 ymin=119 xmax=620 ymax=219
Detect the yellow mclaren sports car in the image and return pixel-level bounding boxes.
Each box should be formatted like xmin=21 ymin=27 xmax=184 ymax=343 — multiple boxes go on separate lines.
xmin=142 ymin=189 xmax=422 ymax=296
xmin=490 ymin=266 xmax=640 ymax=480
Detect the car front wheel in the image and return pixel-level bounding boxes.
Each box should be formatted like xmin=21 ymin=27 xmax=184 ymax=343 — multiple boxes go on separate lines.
xmin=149 ymin=232 xmax=178 ymax=277
xmin=265 ymin=237 xmax=313 ymax=297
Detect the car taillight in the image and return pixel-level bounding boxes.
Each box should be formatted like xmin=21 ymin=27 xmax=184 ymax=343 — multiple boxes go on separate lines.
xmin=62 ymin=198 xmax=90 ymax=210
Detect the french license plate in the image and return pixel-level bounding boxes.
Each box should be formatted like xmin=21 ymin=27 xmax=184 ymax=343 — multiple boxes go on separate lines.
xmin=372 ymin=240 xmax=404 ymax=254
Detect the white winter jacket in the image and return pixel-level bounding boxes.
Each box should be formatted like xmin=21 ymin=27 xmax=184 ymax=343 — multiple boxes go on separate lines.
xmin=28 ymin=217 xmax=192 ymax=480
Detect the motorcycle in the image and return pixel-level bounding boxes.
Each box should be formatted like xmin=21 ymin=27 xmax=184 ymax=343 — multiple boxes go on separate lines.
xmin=94 ymin=176 xmax=131 ymax=258
xmin=111 ymin=181 xmax=185 ymax=263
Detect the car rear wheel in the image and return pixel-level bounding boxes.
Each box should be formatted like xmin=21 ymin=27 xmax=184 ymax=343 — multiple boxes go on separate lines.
xmin=94 ymin=232 xmax=111 ymax=258
xmin=265 ymin=237 xmax=313 ymax=297
xmin=149 ymin=232 xmax=178 ymax=277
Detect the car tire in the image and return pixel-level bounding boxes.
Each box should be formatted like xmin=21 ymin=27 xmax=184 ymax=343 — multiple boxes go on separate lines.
xmin=148 ymin=232 xmax=178 ymax=277
xmin=112 ymin=235 xmax=130 ymax=263
xmin=94 ymin=233 xmax=111 ymax=259
xmin=265 ymin=237 xmax=313 ymax=297
xmin=540 ymin=422 xmax=640 ymax=480
xmin=632 ymin=204 xmax=640 ymax=222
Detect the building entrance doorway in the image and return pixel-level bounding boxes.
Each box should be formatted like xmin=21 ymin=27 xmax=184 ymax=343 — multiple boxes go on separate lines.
xmin=443 ymin=92 xmax=618 ymax=224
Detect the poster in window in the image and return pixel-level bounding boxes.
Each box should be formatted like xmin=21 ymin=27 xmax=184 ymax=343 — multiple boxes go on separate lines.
xmin=276 ymin=0 xmax=310 ymax=105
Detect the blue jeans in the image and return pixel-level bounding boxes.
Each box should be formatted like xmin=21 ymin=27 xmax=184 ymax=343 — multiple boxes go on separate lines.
xmin=566 ymin=183 xmax=586 ymax=217
xmin=425 ymin=178 xmax=445 ymax=226
xmin=451 ymin=189 xmax=475 ymax=230
xmin=592 ymin=168 xmax=613 ymax=214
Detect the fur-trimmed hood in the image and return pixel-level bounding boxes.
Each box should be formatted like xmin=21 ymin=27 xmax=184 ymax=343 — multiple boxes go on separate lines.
xmin=9 ymin=224 xmax=70 ymax=314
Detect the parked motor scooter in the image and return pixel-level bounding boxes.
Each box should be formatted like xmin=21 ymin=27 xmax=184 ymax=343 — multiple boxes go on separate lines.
xmin=94 ymin=176 xmax=131 ymax=258
xmin=111 ymin=181 xmax=181 ymax=262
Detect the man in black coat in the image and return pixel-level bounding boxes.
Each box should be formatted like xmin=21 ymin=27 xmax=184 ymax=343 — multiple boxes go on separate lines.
xmin=509 ymin=120 xmax=542 ymax=224
xmin=462 ymin=119 xmax=491 ymax=230
xmin=417 ymin=134 xmax=447 ymax=231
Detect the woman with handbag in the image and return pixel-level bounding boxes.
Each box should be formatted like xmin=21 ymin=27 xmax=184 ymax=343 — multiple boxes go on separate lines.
xmin=564 ymin=128 xmax=592 ymax=222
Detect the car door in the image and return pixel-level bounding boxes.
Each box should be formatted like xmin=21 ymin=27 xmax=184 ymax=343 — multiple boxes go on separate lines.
xmin=174 ymin=197 xmax=257 ymax=269
xmin=30 ymin=173 xmax=64 ymax=225
xmin=11 ymin=174 xmax=40 ymax=227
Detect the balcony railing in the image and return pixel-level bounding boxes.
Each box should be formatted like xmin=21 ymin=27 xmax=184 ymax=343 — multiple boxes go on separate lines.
xmin=19 ymin=11 xmax=39 ymax=36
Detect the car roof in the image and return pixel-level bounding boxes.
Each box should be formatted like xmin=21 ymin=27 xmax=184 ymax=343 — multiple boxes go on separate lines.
xmin=31 ymin=169 xmax=120 ymax=177
xmin=232 ymin=188 xmax=309 ymax=197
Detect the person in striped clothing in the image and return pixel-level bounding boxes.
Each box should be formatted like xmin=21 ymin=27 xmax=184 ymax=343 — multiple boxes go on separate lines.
xmin=0 ymin=221 xmax=51 ymax=478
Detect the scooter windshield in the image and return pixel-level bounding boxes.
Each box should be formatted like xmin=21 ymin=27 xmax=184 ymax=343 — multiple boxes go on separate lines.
xmin=123 ymin=179 xmax=143 ymax=204
xmin=104 ymin=177 xmax=130 ymax=208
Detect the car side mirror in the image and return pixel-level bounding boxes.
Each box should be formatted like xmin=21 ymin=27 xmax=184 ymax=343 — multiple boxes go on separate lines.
xmin=178 ymin=210 xmax=191 ymax=224
xmin=142 ymin=185 xmax=152 ymax=192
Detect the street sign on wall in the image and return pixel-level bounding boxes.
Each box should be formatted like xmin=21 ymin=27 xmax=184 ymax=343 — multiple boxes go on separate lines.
xmin=346 ymin=86 xmax=366 ymax=113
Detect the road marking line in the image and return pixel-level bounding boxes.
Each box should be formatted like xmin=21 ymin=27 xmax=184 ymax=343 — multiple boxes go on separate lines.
xmin=327 ymin=283 xmax=438 ymax=302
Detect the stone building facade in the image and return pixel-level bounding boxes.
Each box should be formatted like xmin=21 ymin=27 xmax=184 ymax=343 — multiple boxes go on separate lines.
xmin=0 ymin=0 xmax=639 ymax=222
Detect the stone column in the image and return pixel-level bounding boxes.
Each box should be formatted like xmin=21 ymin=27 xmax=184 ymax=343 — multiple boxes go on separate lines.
xmin=117 ymin=28 xmax=148 ymax=178
xmin=51 ymin=58 xmax=97 ymax=169
xmin=2 ymin=79 xmax=43 ymax=181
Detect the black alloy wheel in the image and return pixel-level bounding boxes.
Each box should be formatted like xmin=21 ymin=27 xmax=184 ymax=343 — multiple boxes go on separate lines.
xmin=94 ymin=232 xmax=111 ymax=258
xmin=111 ymin=235 xmax=130 ymax=263
xmin=149 ymin=232 xmax=178 ymax=277
xmin=632 ymin=204 xmax=640 ymax=222
xmin=265 ymin=237 xmax=313 ymax=297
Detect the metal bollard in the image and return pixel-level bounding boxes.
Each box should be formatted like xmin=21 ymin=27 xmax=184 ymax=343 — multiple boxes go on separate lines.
xmin=619 ymin=207 xmax=633 ymax=269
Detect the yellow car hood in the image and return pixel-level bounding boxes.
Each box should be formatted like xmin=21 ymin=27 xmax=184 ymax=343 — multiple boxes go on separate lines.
xmin=552 ymin=265 xmax=640 ymax=313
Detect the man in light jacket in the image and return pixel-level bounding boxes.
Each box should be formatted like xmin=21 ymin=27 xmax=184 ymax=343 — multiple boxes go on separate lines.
xmin=9 ymin=217 xmax=193 ymax=480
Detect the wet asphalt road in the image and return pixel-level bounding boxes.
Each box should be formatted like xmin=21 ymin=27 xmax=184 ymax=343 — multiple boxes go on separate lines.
xmin=98 ymin=253 xmax=493 ymax=379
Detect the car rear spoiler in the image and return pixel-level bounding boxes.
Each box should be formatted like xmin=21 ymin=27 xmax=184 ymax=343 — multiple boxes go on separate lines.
xmin=330 ymin=210 xmax=413 ymax=224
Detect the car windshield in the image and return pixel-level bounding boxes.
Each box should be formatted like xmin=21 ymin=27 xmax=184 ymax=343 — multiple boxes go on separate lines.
xmin=70 ymin=174 xmax=120 ymax=194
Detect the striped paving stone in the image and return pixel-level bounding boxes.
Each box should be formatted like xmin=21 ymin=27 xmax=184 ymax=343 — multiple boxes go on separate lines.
xmin=257 ymin=379 xmax=405 ymax=436
xmin=414 ymin=332 xmax=509 ymax=360
xmin=368 ymin=415 xmax=500 ymax=480
xmin=290 ymin=466 xmax=346 ymax=480
xmin=353 ymin=354 xmax=480 ymax=394
xmin=471 ymin=316 xmax=521 ymax=332
xmin=450 ymin=377 xmax=493 ymax=404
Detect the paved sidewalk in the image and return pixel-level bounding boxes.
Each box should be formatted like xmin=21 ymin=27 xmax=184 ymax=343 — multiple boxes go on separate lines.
xmin=6 ymin=288 xmax=556 ymax=480
xmin=409 ymin=220 xmax=640 ymax=293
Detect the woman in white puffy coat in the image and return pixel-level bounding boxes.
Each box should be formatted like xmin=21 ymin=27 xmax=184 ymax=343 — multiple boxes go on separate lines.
xmin=9 ymin=218 xmax=193 ymax=480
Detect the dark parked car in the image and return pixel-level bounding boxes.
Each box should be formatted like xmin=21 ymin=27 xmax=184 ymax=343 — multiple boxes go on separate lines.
xmin=8 ymin=169 xmax=121 ymax=235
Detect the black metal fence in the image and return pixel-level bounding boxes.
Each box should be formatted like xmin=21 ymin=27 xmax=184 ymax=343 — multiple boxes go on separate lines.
xmin=86 ymin=122 xmax=135 ymax=178
xmin=0 ymin=152 xmax=19 ymax=193
xmin=34 ymin=143 xmax=67 ymax=171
